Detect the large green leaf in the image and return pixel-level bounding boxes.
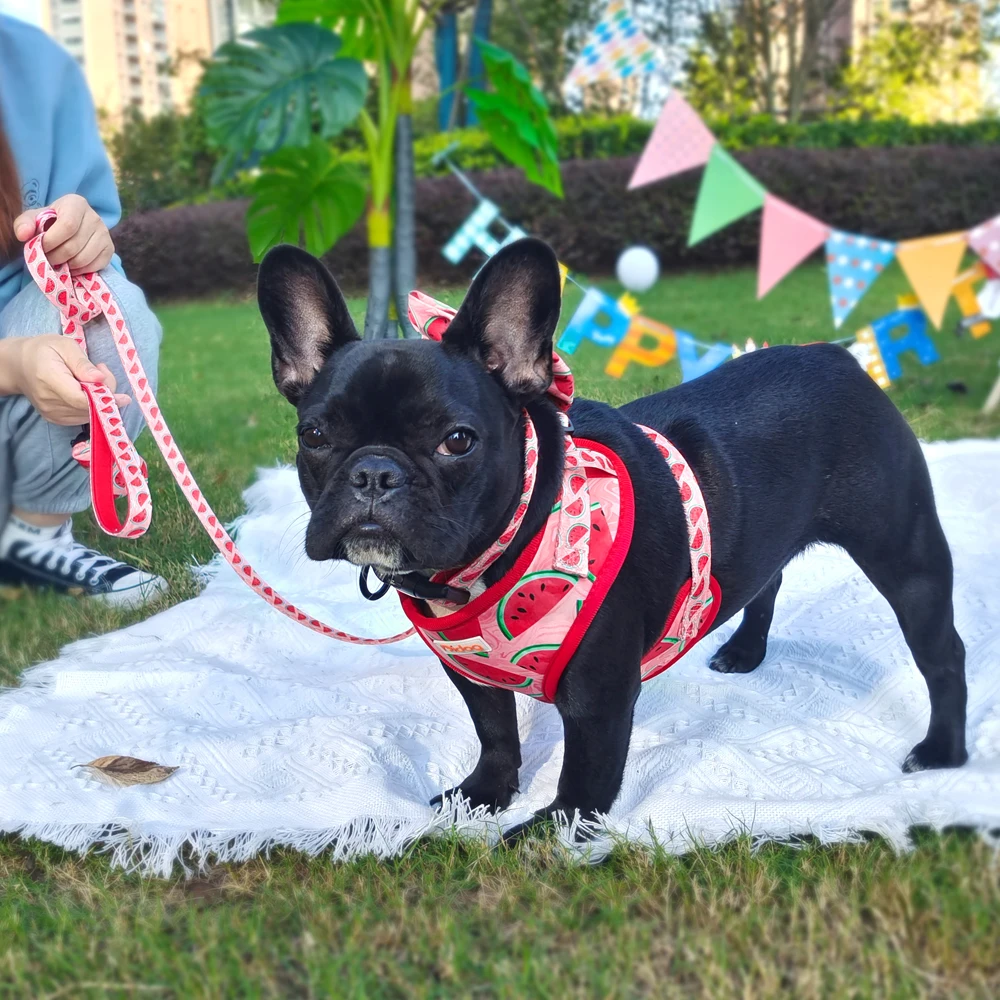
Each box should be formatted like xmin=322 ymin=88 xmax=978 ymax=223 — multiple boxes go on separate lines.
xmin=200 ymin=23 xmax=368 ymax=179
xmin=246 ymin=139 xmax=367 ymax=261
xmin=464 ymin=41 xmax=562 ymax=198
xmin=275 ymin=0 xmax=376 ymax=61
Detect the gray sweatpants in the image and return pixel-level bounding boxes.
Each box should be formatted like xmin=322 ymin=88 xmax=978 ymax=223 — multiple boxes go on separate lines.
xmin=0 ymin=268 xmax=162 ymax=533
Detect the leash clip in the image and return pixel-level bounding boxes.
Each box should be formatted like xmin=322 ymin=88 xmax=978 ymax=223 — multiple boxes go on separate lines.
xmin=359 ymin=565 xmax=392 ymax=601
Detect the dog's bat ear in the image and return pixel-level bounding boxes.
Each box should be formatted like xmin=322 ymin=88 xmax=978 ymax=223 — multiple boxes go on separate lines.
xmin=257 ymin=245 xmax=360 ymax=405
xmin=442 ymin=238 xmax=562 ymax=403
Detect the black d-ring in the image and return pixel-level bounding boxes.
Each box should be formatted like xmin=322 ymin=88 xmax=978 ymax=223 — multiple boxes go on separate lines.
xmin=359 ymin=565 xmax=391 ymax=601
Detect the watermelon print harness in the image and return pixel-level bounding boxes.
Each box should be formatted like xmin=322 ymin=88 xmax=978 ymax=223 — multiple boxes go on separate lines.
xmin=396 ymin=294 xmax=722 ymax=704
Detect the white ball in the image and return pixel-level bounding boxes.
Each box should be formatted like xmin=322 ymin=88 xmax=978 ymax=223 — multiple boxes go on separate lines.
xmin=616 ymin=245 xmax=660 ymax=293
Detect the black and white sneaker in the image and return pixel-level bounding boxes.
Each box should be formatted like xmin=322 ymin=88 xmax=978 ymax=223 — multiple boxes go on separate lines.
xmin=0 ymin=516 xmax=168 ymax=609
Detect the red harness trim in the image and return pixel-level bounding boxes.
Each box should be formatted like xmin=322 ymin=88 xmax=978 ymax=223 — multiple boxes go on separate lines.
xmin=400 ymin=438 xmax=722 ymax=702
xmin=540 ymin=440 xmax=635 ymax=701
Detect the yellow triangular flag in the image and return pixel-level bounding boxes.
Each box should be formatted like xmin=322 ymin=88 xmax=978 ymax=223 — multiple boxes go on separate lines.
xmin=895 ymin=232 xmax=967 ymax=328
xmin=558 ymin=262 xmax=569 ymax=294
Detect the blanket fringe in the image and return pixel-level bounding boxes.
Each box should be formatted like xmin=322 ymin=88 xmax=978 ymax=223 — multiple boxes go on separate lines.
xmin=3 ymin=811 xmax=996 ymax=878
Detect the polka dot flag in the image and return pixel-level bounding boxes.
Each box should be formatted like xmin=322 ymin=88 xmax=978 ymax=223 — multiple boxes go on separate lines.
xmin=825 ymin=230 xmax=897 ymax=329
xmin=968 ymin=212 xmax=1000 ymax=274
xmin=565 ymin=0 xmax=657 ymax=89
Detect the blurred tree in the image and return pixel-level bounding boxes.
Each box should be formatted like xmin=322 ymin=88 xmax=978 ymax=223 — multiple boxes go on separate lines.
xmin=109 ymin=101 xmax=218 ymax=215
xmin=684 ymin=0 xmax=999 ymax=123
xmin=489 ymin=0 xmax=604 ymax=112
xmin=684 ymin=0 xmax=850 ymax=122
xmin=838 ymin=3 xmax=998 ymax=123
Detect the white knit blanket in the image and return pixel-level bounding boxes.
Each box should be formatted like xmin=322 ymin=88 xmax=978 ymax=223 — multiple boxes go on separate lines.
xmin=2 ymin=440 xmax=998 ymax=875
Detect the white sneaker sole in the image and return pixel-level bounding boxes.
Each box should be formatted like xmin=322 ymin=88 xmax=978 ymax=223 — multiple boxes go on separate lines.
xmin=89 ymin=574 xmax=170 ymax=610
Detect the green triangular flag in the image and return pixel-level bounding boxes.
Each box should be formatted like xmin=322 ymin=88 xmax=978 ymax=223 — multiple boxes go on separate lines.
xmin=688 ymin=145 xmax=767 ymax=247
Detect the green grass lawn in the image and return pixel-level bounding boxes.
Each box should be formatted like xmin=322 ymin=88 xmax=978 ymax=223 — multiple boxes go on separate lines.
xmin=1 ymin=263 xmax=998 ymax=997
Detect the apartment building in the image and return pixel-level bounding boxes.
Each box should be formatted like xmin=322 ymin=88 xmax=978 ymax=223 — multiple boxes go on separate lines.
xmin=4 ymin=0 xmax=271 ymax=122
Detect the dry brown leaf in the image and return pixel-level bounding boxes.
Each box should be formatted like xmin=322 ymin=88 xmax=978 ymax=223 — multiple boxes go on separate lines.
xmin=73 ymin=755 xmax=179 ymax=787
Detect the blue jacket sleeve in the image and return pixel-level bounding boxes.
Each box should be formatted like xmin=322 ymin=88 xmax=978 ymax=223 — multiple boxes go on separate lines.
xmin=50 ymin=56 xmax=122 ymax=234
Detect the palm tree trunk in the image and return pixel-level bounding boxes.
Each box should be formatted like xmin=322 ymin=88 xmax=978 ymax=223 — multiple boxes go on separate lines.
xmin=434 ymin=5 xmax=459 ymax=131
xmin=393 ymin=76 xmax=418 ymax=339
xmin=465 ymin=0 xmax=494 ymax=126
xmin=364 ymin=204 xmax=392 ymax=340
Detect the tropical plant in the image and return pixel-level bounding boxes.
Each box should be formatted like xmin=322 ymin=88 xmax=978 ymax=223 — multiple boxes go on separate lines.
xmin=201 ymin=4 xmax=562 ymax=340
xmin=465 ymin=40 xmax=562 ymax=197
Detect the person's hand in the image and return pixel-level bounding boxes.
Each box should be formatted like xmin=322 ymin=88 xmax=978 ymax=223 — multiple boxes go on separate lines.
xmin=4 ymin=335 xmax=131 ymax=425
xmin=14 ymin=194 xmax=115 ymax=275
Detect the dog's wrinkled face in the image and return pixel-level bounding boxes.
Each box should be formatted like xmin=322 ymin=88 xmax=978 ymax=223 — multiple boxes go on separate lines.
xmin=257 ymin=239 xmax=563 ymax=575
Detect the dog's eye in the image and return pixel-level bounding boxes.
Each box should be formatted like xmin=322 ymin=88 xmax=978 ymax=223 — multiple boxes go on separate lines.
xmin=300 ymin=427 xmax=327 ymax=449
xmin=436 ymin=429 xmax=476 ymax=456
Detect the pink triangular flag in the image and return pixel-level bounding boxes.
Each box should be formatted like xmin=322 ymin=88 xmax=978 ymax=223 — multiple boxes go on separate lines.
xmin=757 ymin=194 xmax=830 ymax=298
xmin=628 ymin=92 xmax=716 ymax=191
xmin=969 ymin=212 xmax=1000 ymax=273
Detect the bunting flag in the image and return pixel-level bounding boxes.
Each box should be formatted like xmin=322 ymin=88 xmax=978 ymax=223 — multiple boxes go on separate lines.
xmin=443 ymin=199 xmax=503 ymax=263
xmin=688 ymin=146 xmax=766 ymax=247
xmin=676 ymin=332 xmax=733 ymax=382
xmin=564 ymin=0 xmax=656 ymax=90
xmin=443 ymin=200 xmax=527 ymax=265
xmin=867 ymin=298 xmax=939 ymax=380
xmin=849 ymin=326 xmax=892 ymax=389
xmin=952 ymin=262 xmax=993 ymax=339
xmin=758 ymin=195 xmax=830 ymax=299
xmin=895 ymin=231 xmax=968 ymax=329
xmin=969 ymin=213 xmax=1000 ymax=273
xmin=605 ymin=315 xmax=677 ymax=377
xmin=628 ymin=92 xmax=716 ymax=191
xmin=557 ymin=287 xmax=632 ymax=354
xmin=825 ymin=231 xmax=897 ymax=329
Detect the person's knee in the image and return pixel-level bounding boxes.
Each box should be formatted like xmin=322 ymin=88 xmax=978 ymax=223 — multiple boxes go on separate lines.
xmin=3 ymin=396 xmax=89 ymax=516
xmin=0 ymin=278 xmax=61 ymax=341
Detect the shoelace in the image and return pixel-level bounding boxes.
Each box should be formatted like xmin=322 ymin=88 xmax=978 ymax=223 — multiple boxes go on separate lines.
xmin=11 ymin=525 xmax=119 ymax=585
xmin=25 ymin=211 xmax=414 ymax=645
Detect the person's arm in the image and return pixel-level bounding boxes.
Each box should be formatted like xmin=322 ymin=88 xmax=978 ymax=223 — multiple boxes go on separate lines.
xmin=51 ymin=53 xmax=121 ymax=234
xmin=12 ymin=47 xmax=121 ymax=274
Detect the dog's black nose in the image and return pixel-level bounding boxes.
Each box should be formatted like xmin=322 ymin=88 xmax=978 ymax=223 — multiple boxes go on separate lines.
xmin=349 ymin=455 xmax=407 ymax=497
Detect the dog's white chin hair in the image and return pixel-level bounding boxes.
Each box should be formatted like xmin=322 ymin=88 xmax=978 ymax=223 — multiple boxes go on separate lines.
xmin=341 ymin=537 xmax=405 ymax=571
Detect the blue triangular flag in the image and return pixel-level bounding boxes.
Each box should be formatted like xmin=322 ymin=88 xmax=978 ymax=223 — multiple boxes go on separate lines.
xmin=826 ymin=231 xmax=897 ymax=329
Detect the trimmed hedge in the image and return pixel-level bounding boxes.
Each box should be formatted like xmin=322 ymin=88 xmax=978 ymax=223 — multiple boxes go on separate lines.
xmin=168 ymin=113 xmax=1000 ymax=211
xmin=399 ymin=115 xmax=1000 ymax=178
xmin=113 ymin=144 xmax=1000 ymax=301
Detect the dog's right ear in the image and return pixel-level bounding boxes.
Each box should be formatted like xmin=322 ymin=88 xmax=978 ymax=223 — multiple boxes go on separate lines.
xmin=257 ymin=245 xmax=360 ymax=405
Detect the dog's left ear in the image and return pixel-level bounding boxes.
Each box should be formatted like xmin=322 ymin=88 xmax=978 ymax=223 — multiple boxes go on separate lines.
xmin=443 ymin=238 xmax=562 ymax=402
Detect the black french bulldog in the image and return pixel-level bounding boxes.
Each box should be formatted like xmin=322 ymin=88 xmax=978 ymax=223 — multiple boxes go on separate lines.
xmin=257 ymin=237 xmax=968 ymax=837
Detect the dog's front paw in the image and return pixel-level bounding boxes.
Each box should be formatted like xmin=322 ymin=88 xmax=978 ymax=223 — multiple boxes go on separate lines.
xmin=500 ymin=802 xmax=601 ymax=847
xmin=902 ymin=737 xmax=968 ymax=773
xmin=709 ymin=640 xmax=766 ymax=674
xmin=431 ymin=766 xmax=518 ymax=813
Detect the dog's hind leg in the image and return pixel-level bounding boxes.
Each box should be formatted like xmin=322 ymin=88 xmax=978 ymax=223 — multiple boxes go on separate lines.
xmin=846 ymin=515 xmax=968 ymax=773
xmin=709 ymin=571 xmax=783 ymax=674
